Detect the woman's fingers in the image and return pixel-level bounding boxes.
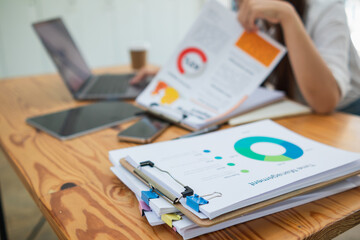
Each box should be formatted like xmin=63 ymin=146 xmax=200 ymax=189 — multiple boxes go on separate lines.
xmin=238 ymin=0 xmax=259 ymax=31
xmin=237 ymin=0 xmax=250 ymax=28
xmin=130 ymin=67 xmax=159 ymax=85
xmin=130 ymin=68 xmax=149 ymax=85
xmin=237 ymin=0 xmax=284 ymax=31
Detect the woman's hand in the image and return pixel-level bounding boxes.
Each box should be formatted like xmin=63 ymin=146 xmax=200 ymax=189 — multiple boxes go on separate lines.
xmin=237 ymin=0 xmax=295 ymax=31
xmin=130 ymin=66 xmax=159 ymax=85
xmin=237 ymin=0 xmax=341 ymax=113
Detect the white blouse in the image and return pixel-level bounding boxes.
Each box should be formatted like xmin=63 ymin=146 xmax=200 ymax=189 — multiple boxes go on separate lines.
xmin=305 ymin=0 xmax=360 ymax=108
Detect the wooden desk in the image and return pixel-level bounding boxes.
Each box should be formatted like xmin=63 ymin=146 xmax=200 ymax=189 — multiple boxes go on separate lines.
xmin=1 ymin=66 xmax=360 ymax=239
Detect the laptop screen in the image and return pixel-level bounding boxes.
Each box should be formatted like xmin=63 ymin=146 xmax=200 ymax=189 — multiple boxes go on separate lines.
xmin=33 ymin=18 xmax=92 ymax=93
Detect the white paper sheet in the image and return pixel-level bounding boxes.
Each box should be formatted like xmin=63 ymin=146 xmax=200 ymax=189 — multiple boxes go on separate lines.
xmin=174 ymin=176 xmax=360 ymax=239
xmin=136 ymin=0 xmax=286 ymax=130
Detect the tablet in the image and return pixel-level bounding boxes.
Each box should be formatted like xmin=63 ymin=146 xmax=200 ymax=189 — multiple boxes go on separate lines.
xmin=26 ymin=101 xmax=144 ymax=140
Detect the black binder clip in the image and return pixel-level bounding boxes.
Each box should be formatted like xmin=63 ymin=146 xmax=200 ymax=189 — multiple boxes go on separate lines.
xmin=150 ymin=102 xmax=159 ymax=107
xmin=140 ymin=161 xmax=155 ymax=168
xmin=186 ymin=194 xmax=209 ymax=212
xmin=141 ymin=189 xmax=159 ymax=205
xmin=181 ymin=186 xmax=194 ymax=198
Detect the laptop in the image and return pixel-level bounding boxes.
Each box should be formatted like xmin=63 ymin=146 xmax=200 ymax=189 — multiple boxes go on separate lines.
xmin=33 ymin=18 xmax=148 ymax=100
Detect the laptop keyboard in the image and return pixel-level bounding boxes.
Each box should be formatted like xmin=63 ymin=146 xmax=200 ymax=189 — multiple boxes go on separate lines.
xmin=87 ymin=75 xmax=130 ymax=94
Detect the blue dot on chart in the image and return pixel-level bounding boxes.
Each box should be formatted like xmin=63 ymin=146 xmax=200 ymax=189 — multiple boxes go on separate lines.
xmin=203 ymin=150 xmax=211 ymax=153
xmin=215 ymin=156 xmax=222 ymax=160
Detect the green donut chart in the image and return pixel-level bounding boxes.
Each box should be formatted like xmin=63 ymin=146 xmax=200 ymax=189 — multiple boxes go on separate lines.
xmin=234 ymin=136 xmax=303 ymax=162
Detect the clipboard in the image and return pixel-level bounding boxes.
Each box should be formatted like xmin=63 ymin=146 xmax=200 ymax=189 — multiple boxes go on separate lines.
xmin=120 ymin=158 xmax=360 ymax=227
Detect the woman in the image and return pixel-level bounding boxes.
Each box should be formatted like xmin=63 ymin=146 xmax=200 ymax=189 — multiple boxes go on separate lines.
xmin=132 ymin=0 xmax=360 ymax=115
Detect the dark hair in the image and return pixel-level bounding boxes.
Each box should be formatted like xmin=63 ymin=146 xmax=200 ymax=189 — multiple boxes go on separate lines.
xmin=267 ymin=0 xmax=307 ymax=98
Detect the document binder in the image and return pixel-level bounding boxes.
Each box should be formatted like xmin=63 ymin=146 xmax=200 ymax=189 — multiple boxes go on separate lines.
xmin=120 ymin=158 xmax=360 ymax=227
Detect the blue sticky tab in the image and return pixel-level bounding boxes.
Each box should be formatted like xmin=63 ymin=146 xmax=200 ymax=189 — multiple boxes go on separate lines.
xmin=186 ymin=194 xmax=209 ymax=212
xmin=141 ymin=189 xmax=159 ymax=206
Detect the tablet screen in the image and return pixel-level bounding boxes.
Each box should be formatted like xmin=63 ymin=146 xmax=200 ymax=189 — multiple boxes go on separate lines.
xmin=26 ymin=101 xmax=144 ymax=140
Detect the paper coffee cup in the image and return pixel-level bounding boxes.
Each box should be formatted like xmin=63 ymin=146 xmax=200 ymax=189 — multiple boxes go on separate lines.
xmin=129 ymin=42 xmax=149 ymax=70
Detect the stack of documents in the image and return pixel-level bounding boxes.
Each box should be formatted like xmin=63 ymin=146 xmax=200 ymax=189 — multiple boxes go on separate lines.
xmin=109 ymin=120 xmax=360 ymax=239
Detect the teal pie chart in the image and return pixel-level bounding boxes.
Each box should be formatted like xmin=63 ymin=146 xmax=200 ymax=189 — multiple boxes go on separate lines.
xmin=234 ymin=136 xmax=303 ymax=162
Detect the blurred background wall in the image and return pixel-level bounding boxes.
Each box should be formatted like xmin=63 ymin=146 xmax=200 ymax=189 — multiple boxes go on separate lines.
xmin=0 ymin=0 xmax=358 ymax=79
xmin=0 ymin=0 xmax=207 ymax=79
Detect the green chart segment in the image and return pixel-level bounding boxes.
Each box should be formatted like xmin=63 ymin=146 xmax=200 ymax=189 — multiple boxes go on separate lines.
xmin=234 ymin=136 xmax=303 ymax=162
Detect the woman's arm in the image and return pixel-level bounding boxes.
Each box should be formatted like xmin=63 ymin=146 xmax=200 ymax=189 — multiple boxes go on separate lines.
xmin=238 ymin=0 xmax=341 ymax=113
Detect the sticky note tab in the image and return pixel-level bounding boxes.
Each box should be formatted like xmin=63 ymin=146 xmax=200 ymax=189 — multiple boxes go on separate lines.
xmin=161 ymin=213 xmax=182 ymax=228
xmin=235 ymin=32 xmax=280 ymax=67
xmin=139 ymin=200 xmax=151 ymax=216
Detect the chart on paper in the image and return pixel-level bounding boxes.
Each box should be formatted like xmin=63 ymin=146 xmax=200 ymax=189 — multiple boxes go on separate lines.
xmin=135 ymin=0 xmax=287 ymax=129
xmin=234 ymin=136 xmax=304 ymax=162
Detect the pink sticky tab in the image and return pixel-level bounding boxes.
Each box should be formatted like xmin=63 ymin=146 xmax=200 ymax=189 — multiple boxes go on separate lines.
xmin=139 ymin=201 xmax=151 ymax=216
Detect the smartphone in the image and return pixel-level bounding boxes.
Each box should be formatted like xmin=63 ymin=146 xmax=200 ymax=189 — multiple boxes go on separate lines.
xmin=117 ymin=116 xmax=170 ymax=143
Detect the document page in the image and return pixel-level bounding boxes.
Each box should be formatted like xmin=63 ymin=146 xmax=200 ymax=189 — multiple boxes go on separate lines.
xmin=110 ymin=120 xmax=360 ymax=219
xmin=136 ymin=0 xmax=286 ymax=129
xmin=174 ymin=176 xmax=360 ymax=239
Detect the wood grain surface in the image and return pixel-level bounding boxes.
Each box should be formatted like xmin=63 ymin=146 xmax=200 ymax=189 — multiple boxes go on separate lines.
xmin=1 ymin=66 xmax=360 ymax=239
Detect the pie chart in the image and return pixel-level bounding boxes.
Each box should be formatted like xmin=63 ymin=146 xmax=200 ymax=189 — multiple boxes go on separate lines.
xmin=234 ymin=136 xmax=303 ymax=162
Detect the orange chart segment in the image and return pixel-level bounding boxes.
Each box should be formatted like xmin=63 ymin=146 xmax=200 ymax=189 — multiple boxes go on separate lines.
xmin=235 ymin=32 xmax=280 ymax=67
xmin=152 ymin=81 xmax=168 ymax=95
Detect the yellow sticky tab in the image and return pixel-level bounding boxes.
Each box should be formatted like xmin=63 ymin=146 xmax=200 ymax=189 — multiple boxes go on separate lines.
xmin=161 ymin=213 xmax=182 ymax=228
